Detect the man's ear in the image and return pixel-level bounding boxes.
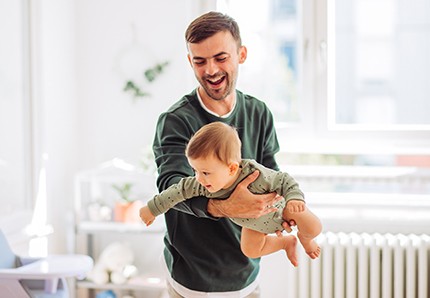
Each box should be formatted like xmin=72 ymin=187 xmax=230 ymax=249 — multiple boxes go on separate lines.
xmin=228 ymin=162 xmax=240 ymax=175
xmin=238 ymin=46 xmax=247 ymax=64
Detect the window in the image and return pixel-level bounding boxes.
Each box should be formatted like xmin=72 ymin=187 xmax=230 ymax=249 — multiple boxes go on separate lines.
xmin=217 ymin=0 xmax=430 ymax=158
xmin=330 ymin=0 xmax=430 ymax=128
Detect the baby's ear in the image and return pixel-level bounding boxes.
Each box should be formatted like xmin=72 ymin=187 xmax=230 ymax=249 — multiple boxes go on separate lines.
xmin=228 ymin=162 xmax=240 ymax=175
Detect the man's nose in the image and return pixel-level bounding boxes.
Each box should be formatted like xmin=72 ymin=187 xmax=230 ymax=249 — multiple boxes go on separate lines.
xmin=205 ymin=59 xmax=219 ymax=76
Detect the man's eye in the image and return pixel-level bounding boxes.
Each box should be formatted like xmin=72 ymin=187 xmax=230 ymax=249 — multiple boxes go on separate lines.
xmin=216 ymin=57 xmax=227 ymax=62
xmin=194 ymin=60 xmax=205 ymax=65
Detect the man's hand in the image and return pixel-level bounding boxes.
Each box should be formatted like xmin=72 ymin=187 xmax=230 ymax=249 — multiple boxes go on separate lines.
xmin=207 ymin=170 xmax=283 ymax=218
xmin=278 ymin=220 xmax=296 ymax=234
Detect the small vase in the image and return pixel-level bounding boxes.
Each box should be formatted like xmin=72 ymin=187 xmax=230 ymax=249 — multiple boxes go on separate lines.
xmin=114 ymin=201 xmax=144 ymax=223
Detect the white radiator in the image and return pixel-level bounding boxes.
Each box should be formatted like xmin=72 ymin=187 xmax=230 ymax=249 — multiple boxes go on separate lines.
xmin=286 ymin=232 xmax=430 ymax=298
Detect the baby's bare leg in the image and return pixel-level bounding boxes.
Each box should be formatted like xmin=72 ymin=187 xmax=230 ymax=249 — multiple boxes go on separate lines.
xmin=240 ymin=227 xmax=298 ymax=267
xmin=283 ymin=203 xmax=322 ymax=259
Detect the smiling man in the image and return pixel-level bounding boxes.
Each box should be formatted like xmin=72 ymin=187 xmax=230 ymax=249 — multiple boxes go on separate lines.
xmin=152 ymin=11 xmax=289 ymax=298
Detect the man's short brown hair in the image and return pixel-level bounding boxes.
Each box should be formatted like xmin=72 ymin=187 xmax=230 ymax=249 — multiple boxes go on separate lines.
xmin=185 ymin=11 xmax=242 ymax=48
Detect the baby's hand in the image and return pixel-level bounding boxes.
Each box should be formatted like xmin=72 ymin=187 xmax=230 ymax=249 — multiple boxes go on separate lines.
xmin=139 ymin=206 xmax=155 ymax=226
xmin=287 ymin=200 xmax=306 ymax=213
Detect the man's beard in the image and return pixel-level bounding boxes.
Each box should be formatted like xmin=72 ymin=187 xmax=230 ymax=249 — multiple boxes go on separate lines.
xmin=198 ymin=72 xmax=235 ymax=101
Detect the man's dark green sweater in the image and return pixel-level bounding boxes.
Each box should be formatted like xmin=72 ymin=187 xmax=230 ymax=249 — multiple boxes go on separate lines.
xmin=153 ymin=89 xmax=280 ymax=292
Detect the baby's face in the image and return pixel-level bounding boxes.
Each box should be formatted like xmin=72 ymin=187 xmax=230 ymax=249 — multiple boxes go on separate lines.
xmin=188 ymin=155 xmax=237 ymax=193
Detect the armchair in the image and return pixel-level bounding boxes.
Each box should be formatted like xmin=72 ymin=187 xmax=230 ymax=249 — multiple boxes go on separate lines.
xmin=0 ymin=230 xmax=93 ymax=298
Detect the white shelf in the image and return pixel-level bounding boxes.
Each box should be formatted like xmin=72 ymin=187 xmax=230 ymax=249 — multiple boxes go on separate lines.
xmin=77 ymin=221 xmax=165 ymax=234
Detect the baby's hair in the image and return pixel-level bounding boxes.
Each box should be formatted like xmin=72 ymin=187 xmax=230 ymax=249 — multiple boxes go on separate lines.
xmin=186 ymin=122 xmax=241 ymax=165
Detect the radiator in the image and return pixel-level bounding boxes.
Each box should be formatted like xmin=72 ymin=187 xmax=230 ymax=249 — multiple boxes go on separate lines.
xmin=286 ymin=232 xmax=430 ymax=298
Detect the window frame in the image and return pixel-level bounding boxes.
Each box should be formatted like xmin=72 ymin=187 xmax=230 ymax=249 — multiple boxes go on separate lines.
xmin=0 ymin=0 xmax=38 ymax=216
xmin=276 ymin=0 xmax=430 ymax=155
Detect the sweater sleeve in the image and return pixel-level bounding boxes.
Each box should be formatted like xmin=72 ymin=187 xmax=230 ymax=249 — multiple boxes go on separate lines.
xmin=261 ymin=104 xmax=280 ymax=171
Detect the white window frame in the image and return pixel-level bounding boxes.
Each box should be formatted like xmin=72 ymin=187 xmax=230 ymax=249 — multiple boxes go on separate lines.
xmin=0 ymin=0 xmax=33 ymax=212
xmin=0 ymin=0 xmax=40 ymax=231
xmin=275 ymin=0 xmax=430 ymax=156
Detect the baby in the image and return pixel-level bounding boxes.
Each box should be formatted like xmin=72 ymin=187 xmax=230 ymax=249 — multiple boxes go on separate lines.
xmin=140 ymin=122 xmax=322 ymax=266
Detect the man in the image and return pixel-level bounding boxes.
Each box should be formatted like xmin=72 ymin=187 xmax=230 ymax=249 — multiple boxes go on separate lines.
xmin=153 ymin=11 xmax=290 ymax=297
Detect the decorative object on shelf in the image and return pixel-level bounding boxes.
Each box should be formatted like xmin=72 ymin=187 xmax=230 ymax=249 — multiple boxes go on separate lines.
xmin=87 ymin=200 xmax=112 ymax=222
xmin=112 ymin=183 xmax=134 ymax=203
xmin=112 ymin=183 xmax=144 ymax=223
xmin=87 ymin=242 xmax=138 ymax=285
xmin=114 ymin=23 xmax=170 ymax=101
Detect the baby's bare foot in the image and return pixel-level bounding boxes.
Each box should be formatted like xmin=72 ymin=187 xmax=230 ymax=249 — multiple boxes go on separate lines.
xmin=283 ymin=235 xmax=298 ymax=267
xmin=297 ymin=232 xmax=320 ymax=259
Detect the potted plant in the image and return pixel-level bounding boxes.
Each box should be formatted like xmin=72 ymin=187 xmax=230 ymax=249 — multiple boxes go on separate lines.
xmin=112 ymin=183 xmax=143 ymax=223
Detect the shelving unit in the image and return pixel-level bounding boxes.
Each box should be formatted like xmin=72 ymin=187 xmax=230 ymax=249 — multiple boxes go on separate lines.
xmin=73 ymin=159 xmax=167 ymax=298
xmin=77 ymin=279 xmax=166 ymax=292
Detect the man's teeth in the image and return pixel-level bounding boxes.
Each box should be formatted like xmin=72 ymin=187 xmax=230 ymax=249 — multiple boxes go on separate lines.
xmin=209 ymin=77 xmax=223 ymax=84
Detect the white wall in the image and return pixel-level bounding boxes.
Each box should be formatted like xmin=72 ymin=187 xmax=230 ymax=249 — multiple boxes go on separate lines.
xmin=74 ymin=0 xmax=196 ymax=168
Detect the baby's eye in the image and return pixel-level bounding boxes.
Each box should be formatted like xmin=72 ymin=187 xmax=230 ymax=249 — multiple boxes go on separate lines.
xmin=202 ymin=172 xmax=210 ymax=176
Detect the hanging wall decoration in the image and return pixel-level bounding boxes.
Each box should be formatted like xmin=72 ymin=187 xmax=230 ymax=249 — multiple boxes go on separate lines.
xmin=113 ymin=23 xmax=169 ymax=101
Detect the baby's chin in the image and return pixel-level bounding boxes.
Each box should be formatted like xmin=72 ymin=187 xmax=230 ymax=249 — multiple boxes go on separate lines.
xmin=205 ymin=186 xmax=221 ymax=193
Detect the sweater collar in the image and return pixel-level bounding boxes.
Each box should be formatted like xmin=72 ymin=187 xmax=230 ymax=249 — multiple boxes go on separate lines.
xmin=195 ymin=88 xmax=237 ymax=118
